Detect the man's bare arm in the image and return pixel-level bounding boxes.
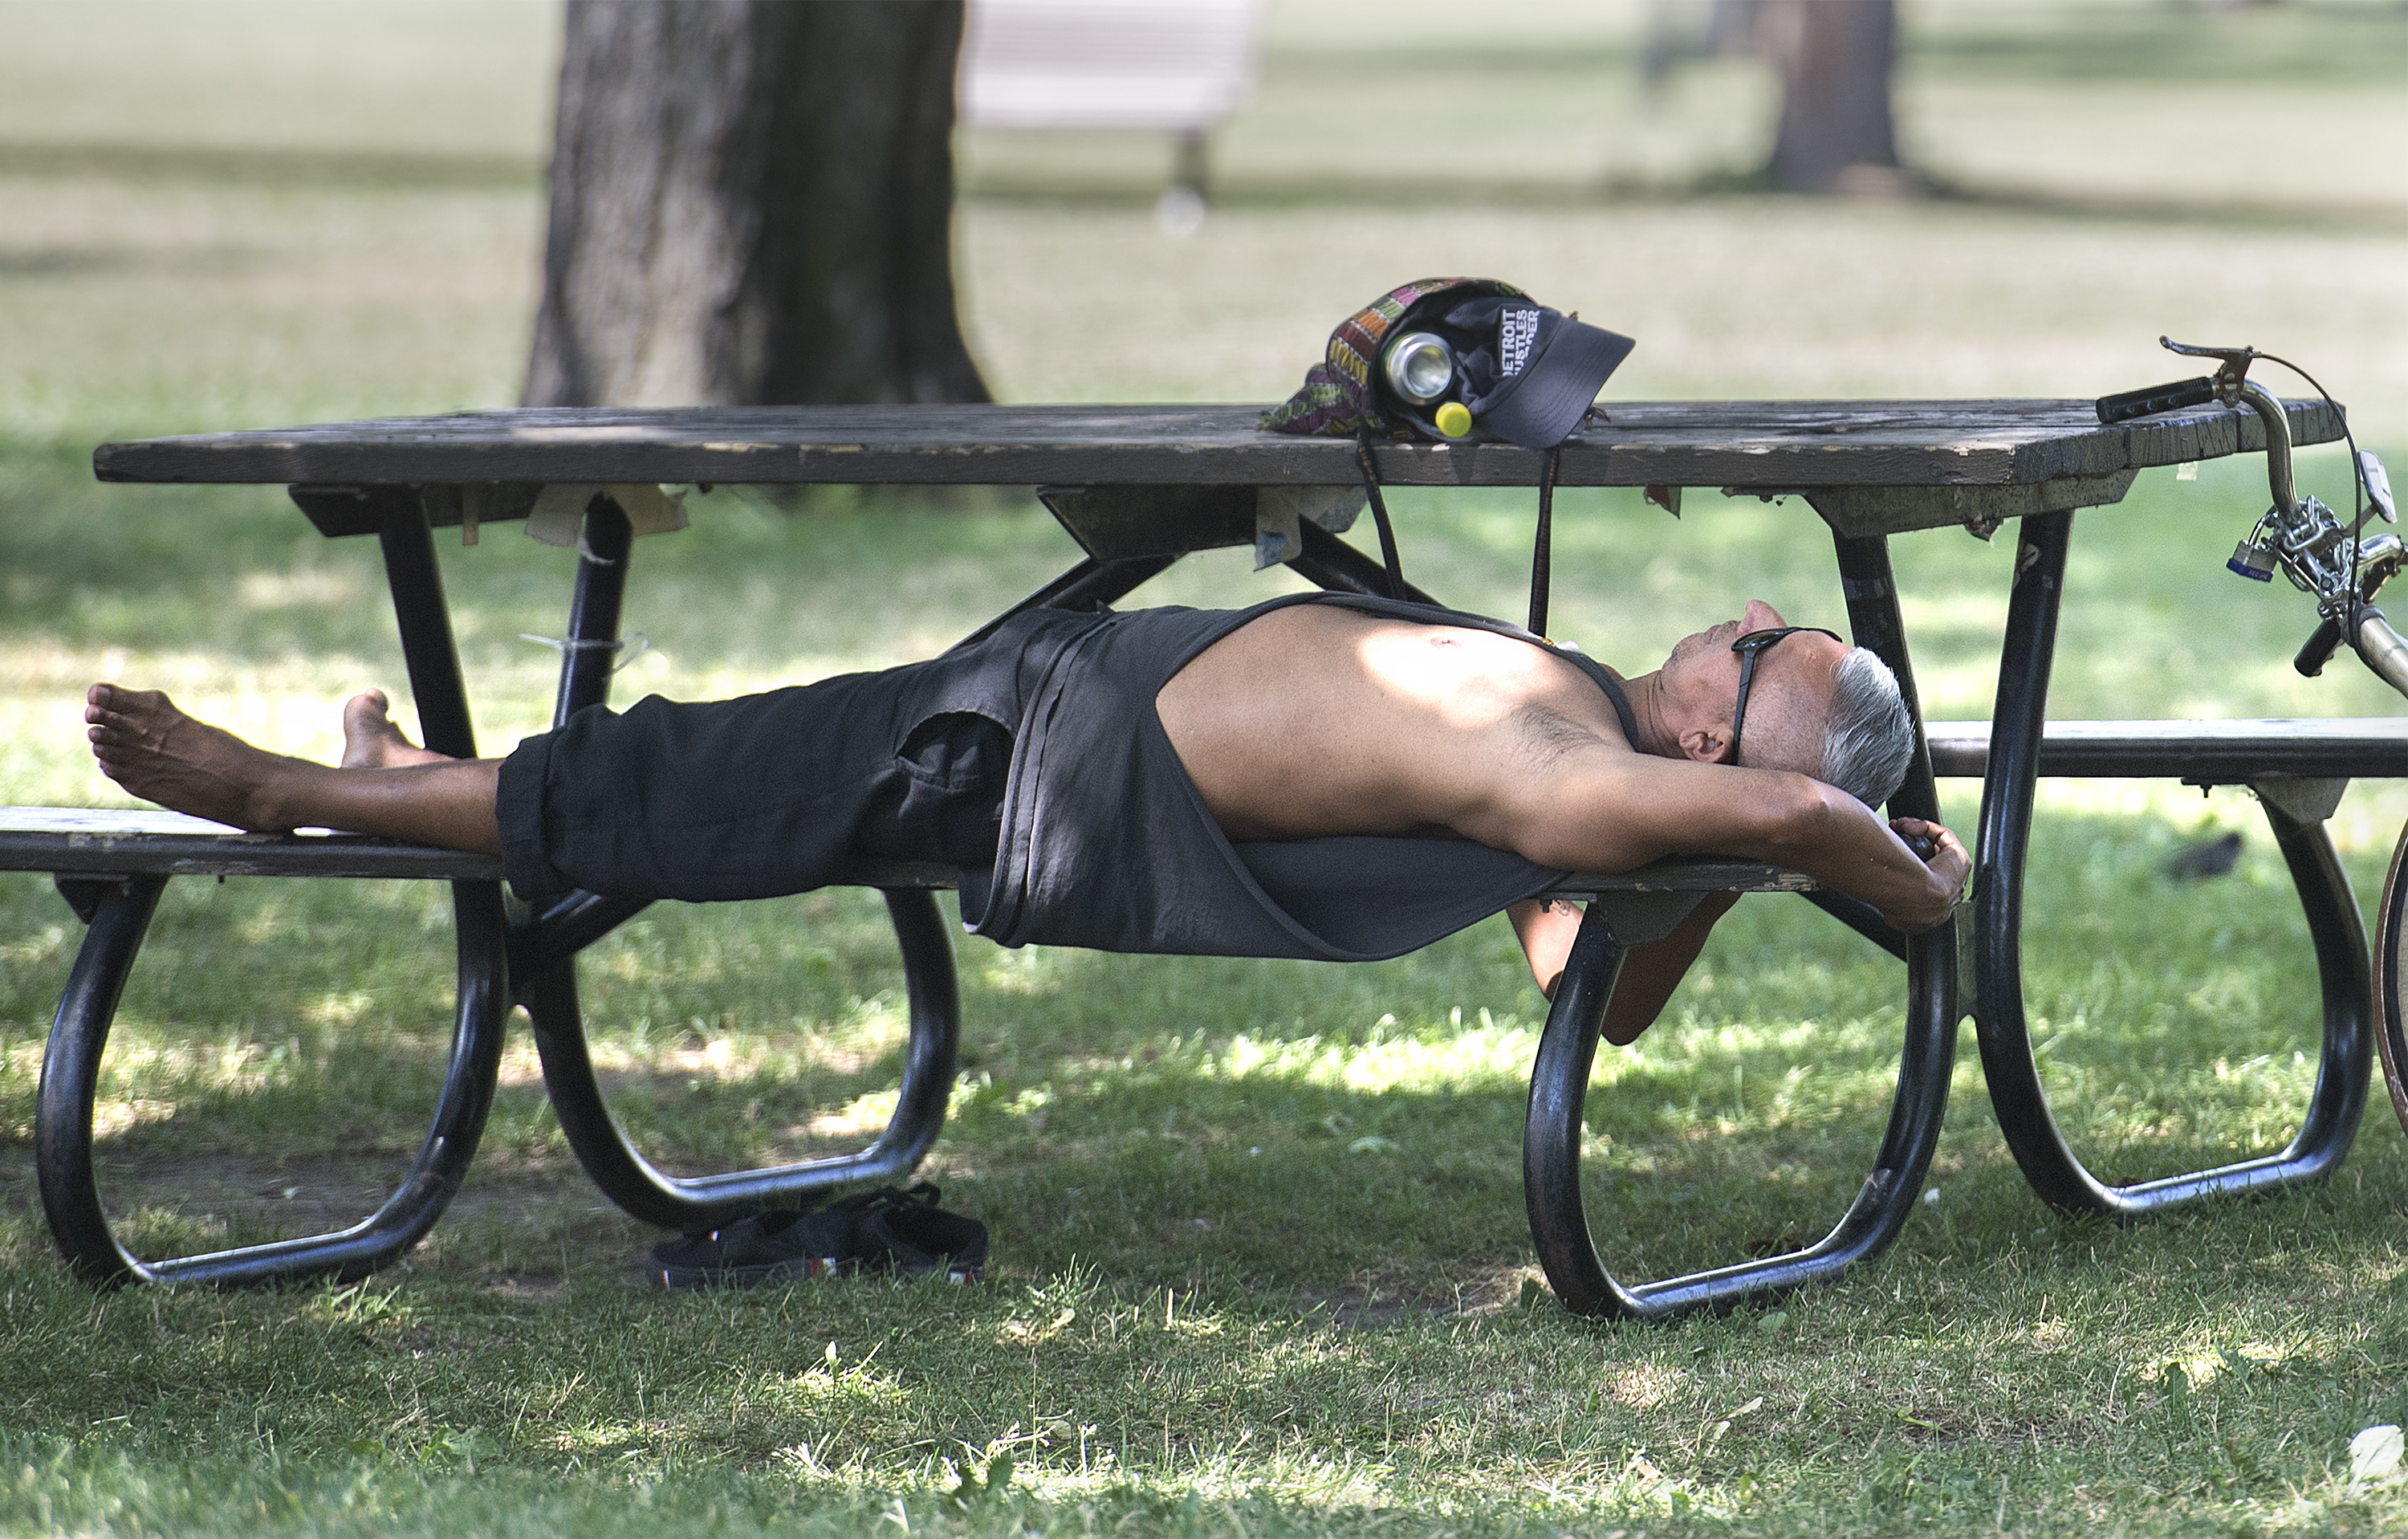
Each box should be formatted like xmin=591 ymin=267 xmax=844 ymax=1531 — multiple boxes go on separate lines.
xmin=1487 ymin=754 xmax=1968 ymax=933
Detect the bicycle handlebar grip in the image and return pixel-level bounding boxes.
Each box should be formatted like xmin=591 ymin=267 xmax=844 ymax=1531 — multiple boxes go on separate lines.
xmin=2095 ymin=376 xmax=2219 ymax=425
xmin=2296 ymin=617 xmax=2346 ymax=678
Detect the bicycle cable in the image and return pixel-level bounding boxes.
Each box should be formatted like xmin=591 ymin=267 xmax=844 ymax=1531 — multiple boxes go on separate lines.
xmin=2247 ymin=351 xmax=2369 ymax=608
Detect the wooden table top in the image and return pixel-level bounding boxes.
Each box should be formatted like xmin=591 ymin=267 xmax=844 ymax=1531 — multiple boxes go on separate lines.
xmin=95 ymin=397 xmax=2341 ymax=493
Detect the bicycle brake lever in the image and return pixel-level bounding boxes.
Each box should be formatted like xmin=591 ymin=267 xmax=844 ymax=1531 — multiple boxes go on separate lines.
xmin=2161 ymin=336 xmax=2258 ymax=405
xmin=2363 ymin=450 xmax=2397 ymax=525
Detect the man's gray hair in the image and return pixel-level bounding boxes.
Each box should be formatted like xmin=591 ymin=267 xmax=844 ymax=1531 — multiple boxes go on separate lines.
xmin=1820 ymin=647 xmax=1914 ymax=808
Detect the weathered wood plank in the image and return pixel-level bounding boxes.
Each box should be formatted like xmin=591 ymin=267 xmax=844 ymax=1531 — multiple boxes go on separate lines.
xmin=830 ymin=853 xmax=1816 ymax=897
xmin=0 ymin=808 xmax=1811 ymax=898
xmin=1547 ymin=857 xmax=1817 ymax=895
xmin=0 ymin=808 xmax=505 ymax=881
xmin=93 ymin=397 xmax=2343 ymax=492
xmin=1803 ymin=469 xmax=2141 ymax=538
xmin=1922 ymin=718 xmax=2408 ymax=780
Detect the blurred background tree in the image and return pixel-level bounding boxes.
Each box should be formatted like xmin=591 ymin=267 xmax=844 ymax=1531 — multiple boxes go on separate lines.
xmin=1642 ymin=0 xmax=1903 ymax=194
xmin=1759 ymin=0 xmax=1903 ymax=194
xmin=523 ymin=0 xmax=988 ymax=409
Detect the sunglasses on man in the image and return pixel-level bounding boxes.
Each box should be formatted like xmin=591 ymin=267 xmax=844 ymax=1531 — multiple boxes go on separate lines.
xmin=1727 ymin=626 xmax=1841 ymax=767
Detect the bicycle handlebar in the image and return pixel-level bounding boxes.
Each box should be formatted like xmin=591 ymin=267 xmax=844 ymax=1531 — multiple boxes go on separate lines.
xmin=2106 ymin=339 xmax=2402 ymax=696
xmin=2095 ymin=376 xmax=2219 ymax=425
xmin=2237 ymin=381 xmax=2300 ymax=518
xmin=2356 ymin=609 xmax=2408 ymax=697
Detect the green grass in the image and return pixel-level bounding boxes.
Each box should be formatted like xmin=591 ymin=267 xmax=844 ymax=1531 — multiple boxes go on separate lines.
xmin=9 ymin=0 xmax=2408 ymax=1533
xmin=10 ymin=455 xmax=2408 ymax=1536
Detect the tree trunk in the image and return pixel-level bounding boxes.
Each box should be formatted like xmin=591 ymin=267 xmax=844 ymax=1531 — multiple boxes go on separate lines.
xmin=526 ymin=0 xmax=989 ymax=409
xmin=1761 ymin=0 xmax=1902 ymax=195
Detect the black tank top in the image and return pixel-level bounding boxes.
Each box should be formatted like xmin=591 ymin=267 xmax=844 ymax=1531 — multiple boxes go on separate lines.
xmin=966 ymin=593 xmax=1639 ymax=962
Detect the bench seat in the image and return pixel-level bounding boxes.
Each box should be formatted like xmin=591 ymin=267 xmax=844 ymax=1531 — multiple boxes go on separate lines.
xmin=0 ymin=808 xmax=505 ymax=882
xmin=0 ymin=807 xmax=1813 ymax=900
xmin=1924 ymin=718 xmax=2408 ymax=781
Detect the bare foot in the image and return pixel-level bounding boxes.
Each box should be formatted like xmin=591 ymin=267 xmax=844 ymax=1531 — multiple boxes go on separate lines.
xmin=86 ymin=683 xmax=307 ymax=831
xmin=340 ymin=690 xmax=449 ymax=768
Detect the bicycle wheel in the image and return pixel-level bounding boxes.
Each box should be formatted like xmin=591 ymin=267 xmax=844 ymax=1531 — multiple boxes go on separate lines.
xmin=2375 ymin=818 xmax=2408 ymax=1137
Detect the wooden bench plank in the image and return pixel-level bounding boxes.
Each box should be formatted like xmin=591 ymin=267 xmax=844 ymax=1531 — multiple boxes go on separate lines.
xmin=837 ymin=855 xmax=1814 ymax=897
xmin=1547 ymin=858 xmax=1815 ymax=895
xmin=92 ymin=398 xmax=2343 ymax=495
xmin=2 ymin=810 xmax=1803 ymax=900
xmin=0 ymin=808 xmax=504 ymax=881
xmin=1924 ymin=719 xmax=2408 ymax=780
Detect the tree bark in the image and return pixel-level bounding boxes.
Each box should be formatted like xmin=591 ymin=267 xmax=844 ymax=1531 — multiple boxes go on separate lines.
xmin=526 ymin=0 xmax=989 ymax=409
xmin=1760 ymin=0 xmax=1902 ymax=195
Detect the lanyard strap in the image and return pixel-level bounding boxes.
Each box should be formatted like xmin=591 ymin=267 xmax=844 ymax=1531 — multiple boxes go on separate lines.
xmin=1353 ymin=434 xmax=1409 ymax=601
xmin=1527 ymin=446 xmax=1561 ymax=638
xmin=1353 ymin=435 xmax=1564 ymax=627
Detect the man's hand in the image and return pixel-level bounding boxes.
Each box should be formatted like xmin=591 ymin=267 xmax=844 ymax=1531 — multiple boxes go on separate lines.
xmin=1881 ymin=816 xmax=1969 ymax=933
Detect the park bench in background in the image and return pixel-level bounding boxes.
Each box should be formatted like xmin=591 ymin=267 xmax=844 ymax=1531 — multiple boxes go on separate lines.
xmin=8 ymin=393 xmax=2391 ymax=1317
xmin=958 ymin=0 xmax=1260 ymax=219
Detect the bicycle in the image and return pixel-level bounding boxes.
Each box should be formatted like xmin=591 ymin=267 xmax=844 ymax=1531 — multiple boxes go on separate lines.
xmin=2098 ymin=337 xmax=2408 ymax=1138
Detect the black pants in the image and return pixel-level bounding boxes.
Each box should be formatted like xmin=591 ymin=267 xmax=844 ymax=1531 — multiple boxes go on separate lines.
xmin=494 ymin=608 xmax=1099 ymax=905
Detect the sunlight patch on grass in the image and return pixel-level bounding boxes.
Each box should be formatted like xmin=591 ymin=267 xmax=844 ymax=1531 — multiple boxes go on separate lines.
xmin=1603 ymin=1360 xmax=1682 ymax=1411
xmin=977 ymin=948 xmax=1065 ymax=999
xmin=87 ymin=1097 xmax=178 ymax=1140
xmin=574 ymin=1019 xmax=909 ymax=1088
xmin=816 ymin=1088 xmax=904 ymax=1142
xmin=96 ymin=1029 xmax=305 ymax=1098
xmin=300 ymin=990 xmax=379 ymax=1028
xmin=234 ymin=564 xmax=368 ymax=612
xmin=1207 ymin=1020 xmax=1540 ymax=1098
xmin=0 ymin=921 xmax=67 ymax=971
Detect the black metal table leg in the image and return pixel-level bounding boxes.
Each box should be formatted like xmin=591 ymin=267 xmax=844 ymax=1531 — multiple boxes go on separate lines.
xmin=1525 ymin=903 xmax=1958 ymax=1318
xmin=513 ymin=497 xmax=966 ymax=1230
xmin=35 ymin=874 xmax=510 ymax=1287
xmin=30 ymin=494 xmax=519 ymax=1288
xmin=524 ymin=886 xmax=962 ymax=1229
xmin=376 ymin=493 xmax=479 ymax=760
xmin=1522 ymin=530 xmax=1959 ymax=1319
xmin=1971 ymin=511 xmax=2369 ymax=1213
xmin=1821 ymin=529 xmax=1958 ymax=960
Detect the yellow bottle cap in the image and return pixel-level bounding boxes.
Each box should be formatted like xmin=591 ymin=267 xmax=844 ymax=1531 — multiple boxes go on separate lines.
xmin=1434 ymin=401 xmax=1472 ymax=438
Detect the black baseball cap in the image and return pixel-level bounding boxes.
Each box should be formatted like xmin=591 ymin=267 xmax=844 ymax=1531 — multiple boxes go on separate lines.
xmin=1426 ymin=295 xmax=1637 ymax=449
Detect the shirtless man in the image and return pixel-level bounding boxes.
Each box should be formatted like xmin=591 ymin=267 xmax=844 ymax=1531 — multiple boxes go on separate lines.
xmin=81 ymin=594 xmax=1969 ymax=1044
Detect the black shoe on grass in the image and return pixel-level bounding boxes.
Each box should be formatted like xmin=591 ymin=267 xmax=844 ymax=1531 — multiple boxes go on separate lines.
xmin=862 ymin=1183 xmax=989 ymax=1283
xmin=649 ymin=1183 xmax=986 ymax=1289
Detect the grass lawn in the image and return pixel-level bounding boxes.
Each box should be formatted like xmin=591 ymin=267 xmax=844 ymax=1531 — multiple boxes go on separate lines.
xmin=6 ymin=2 xmax=2408 ymax=1534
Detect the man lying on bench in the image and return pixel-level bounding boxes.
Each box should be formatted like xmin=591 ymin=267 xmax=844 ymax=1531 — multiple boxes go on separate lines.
xmin=80 ymin=592 xmax=1969 ymax=1044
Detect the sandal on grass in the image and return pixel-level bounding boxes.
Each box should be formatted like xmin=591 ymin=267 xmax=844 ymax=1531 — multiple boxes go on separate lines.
xmin=863 ymin=1184 xmax=989 ymax=1283
xmin=649 ymin=1183 xmax=986 ymax=1289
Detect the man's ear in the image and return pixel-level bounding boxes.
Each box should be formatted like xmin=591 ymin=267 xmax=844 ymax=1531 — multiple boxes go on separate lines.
xmin=1678 ymin=723 xmax=1731 ymax=764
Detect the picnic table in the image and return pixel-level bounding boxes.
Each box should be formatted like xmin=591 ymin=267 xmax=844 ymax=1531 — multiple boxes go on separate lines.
xmin=12 ymin=395 xmax=2396 ymax=1317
